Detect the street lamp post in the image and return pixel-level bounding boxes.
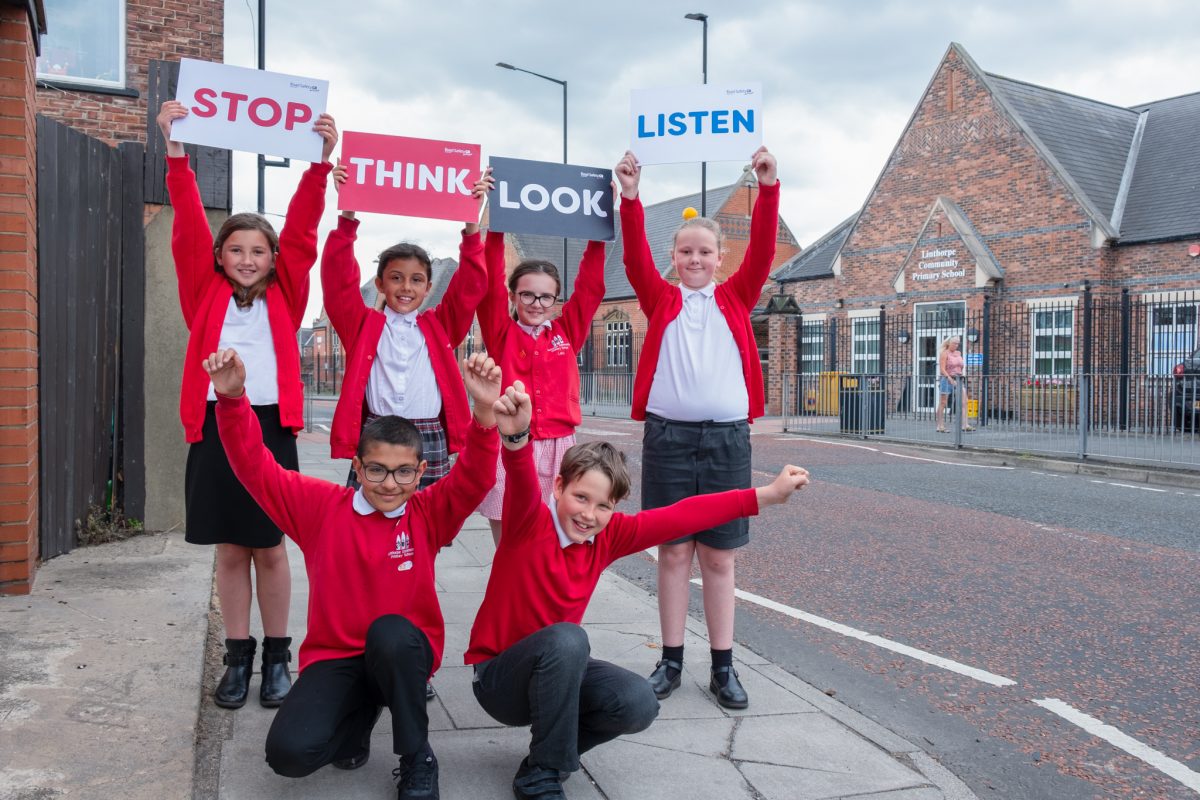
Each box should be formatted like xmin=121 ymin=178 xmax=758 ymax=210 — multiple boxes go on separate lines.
xmin=685 ymin=12 xmax=709 ymax=217
xmin=496 ymin=62 xmax=570 ymax=298
xmin=255 ymin=0 xmax=289 ymax=214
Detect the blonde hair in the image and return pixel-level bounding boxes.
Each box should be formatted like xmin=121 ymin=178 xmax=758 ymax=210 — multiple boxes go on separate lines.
xmin=939 ymin=336 xmax=961 ymax=353
xmin=672 ymin=216 xmax=724 ymax=250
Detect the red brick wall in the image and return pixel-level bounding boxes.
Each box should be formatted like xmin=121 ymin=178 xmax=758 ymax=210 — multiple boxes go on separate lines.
xmin=36 ymin=0 xmax=223 ymax=145
xmin=0 ymin=8 xmax=39 ymax=594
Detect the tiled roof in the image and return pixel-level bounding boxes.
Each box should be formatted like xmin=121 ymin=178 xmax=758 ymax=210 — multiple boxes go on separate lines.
xmin=773 ymin=214 xmax=855 ymax=282
xmin=1120 ymin=91 xmax=1200 ymax=243
xmin=988 ymin=73 xmax=1140 ymax=229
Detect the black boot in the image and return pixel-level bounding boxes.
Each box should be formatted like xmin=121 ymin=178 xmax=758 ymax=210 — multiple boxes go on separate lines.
xmin=215 ymin=637 xmax=256 ymax=709
xmin=260 ymin=636 xmax=293 ymax=708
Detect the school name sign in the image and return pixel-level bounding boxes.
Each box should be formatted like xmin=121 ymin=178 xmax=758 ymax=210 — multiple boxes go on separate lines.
xmin=337 ymin=131 xmax=482 ymax=223
xmin=630 ymin=83 xmax=762 ymax=165
xmin=487 ymin=157 xmax=614 ymax=241
xmin=912 ymin=247 xmax=966 ymax=283
xmin=171 ymin=59 xmax=329 ymax=162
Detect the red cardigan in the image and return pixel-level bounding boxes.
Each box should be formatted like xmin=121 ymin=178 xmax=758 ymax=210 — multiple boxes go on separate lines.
xmin=217 ymin=392 xmax=498 ymax=674
xmin=464 ymin=443 xmax=759 ymax=664
xmin=620 ymin=181 xmax=780 ymax=423
xmin=478 ymin=231 xmax=607 ymax=440
xmin=322 ymin=215 xmax=486 ymax=459
xmin=167 ymin=156 xmax=330 ymax=442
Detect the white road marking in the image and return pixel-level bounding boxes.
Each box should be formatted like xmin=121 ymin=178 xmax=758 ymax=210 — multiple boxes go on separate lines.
xmin=316 ymin=423 xmax=330 ymax=432
xmin=576 ymin=427 xmax=630 ymax=436
xmin=778 ymin=437 xmax=880 ymax=451
xmin=1032 ymin=698 xmax=1200 ymax=794
xmin=883 ymin=451 xmax=1014 ymax=469
xmin=689 ymin=580 xmax=1016 ymax=688
xmin=1089 ymin=480 xmax=1168 ymax=493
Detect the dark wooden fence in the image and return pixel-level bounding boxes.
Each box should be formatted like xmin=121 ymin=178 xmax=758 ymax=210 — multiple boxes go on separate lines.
xmin=35 ymin=117 xmax=143 ymax=557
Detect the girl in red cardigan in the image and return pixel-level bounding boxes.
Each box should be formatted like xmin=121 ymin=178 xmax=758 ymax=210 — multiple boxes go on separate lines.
xmin=476 ymin=184 xmax=608 ymax=545
xmin=157 ymin=100 xmax=337 ymax=710
xmin=614 ymin=146 xmax=779 ymax=710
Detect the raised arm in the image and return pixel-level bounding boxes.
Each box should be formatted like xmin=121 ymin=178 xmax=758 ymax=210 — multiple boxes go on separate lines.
xmin=319 ymin=214 xmax=370 ymax=352
xmin=430 ymin=170 xmax=492 ymax=343
xmin=607 ymin=463 xmax=810 ymax=559
xmin=420 ymin=354 xmax=502 ymax=547
xmin=206 ymin=349 xmax=338 ymax=546
xmin=159 ymin=101 xmax=217 ymax=327
xmin=477 ymin=230 xmax=511 ymax=356
xmin=273 ymin=114 xmax=337 ymax=326
xmin=559 ymin=241 xmax=608 ymax=348
xmin=494 ymin=380 xmax=543 ymax=546
xmin=725 ymin=147 xmax=780 ymax=306
xmin=615 ymin=151 xmax=669 ymax=311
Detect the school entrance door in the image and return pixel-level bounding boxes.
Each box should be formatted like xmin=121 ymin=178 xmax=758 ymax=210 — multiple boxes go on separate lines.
xmin=912 ymin=301 xmax=965 ymax=411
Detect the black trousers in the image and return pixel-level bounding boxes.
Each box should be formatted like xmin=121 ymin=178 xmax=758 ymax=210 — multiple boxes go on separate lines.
xmin=472 ymin=623 xmax=660 ymax=772
xmin=265 ymin=615 xmax=433 ymax=778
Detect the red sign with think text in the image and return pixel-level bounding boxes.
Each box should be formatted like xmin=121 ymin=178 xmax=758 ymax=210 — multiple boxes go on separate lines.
xmin=337 ymin=131 xmax=481 ymax=222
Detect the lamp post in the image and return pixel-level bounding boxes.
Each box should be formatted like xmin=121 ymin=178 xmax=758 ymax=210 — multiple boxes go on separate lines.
xmin=496 ymin=62 xmax=570 ymax=298
xmin=255 ymin=0 xmax=289 ymax=214
xmin=685 ymin=12 xmax=708 ymax=217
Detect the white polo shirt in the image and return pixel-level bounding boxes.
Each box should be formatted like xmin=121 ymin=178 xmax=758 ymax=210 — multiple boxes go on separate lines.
xmin=365 ymin=307 xmax=442 ymax=419
xmin=208 ymin=297 xmax=278 ymax=405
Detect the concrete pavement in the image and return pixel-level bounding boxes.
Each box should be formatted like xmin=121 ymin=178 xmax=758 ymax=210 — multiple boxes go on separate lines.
xmin=0 ymin=429 xmax=979 ymax=800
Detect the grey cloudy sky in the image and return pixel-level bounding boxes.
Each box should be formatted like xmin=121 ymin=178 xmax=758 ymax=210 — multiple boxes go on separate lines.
xmin=221 ymin=0 xmax=1200 ymax=323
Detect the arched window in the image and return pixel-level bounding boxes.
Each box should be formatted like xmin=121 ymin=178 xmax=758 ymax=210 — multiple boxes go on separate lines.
xmin=604 ymin=310 xmax=632 ymax=369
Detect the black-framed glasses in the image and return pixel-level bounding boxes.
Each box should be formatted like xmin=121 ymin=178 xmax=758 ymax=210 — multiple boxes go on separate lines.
xmin=360 ymin=464 xmax=419 ymax=485
xmin=516 ymin=291 xmax=558 ymax=308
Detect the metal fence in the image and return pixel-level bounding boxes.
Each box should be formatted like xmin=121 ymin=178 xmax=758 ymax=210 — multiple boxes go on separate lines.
xmin=781 ymin=370 xmax=1200 ymax=469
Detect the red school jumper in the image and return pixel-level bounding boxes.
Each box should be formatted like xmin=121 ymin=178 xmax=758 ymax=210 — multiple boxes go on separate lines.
xmin=217 ymin=391 xmax=499 ymax=673
xmin=168 ymin=156 xmax=330 ymax=442
xmin=478 ymin=232 xmax=607 ymax=437
xmin=322 ymin=215 xmax=486 ymax=459
xmin=620 ymin=181 xmax=780 ymax=423
xmin=464 ymin=443 xmax=760 ymax=664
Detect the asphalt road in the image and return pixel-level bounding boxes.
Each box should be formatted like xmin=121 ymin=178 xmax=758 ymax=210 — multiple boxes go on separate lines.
xmin=571 ymin=416 xmax=1200 ymax=800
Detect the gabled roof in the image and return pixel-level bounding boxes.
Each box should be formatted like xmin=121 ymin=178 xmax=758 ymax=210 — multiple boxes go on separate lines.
xmin=892 ymin=197 xmax=1004 ymax=292
xmin=508 ymin=182 xmax=741 ymax=302
xmin=773 ymin=214 xmax=856 ymax=283
xmin=1120 ymin=91 xmax=1200 ymax=243
xmin=985 ymin=73 xmax=1140 ymax=233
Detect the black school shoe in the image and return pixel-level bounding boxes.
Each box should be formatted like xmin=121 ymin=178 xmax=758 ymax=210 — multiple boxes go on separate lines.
xmin=646 ymin=658 xmax=682 ymax=700
xmin=426 ymin=681 xmax=436 ymax=701
xmin=512 ymin=758 xmax=566 ymax=800
xmin=394 ymin=746 xmax=439 ymax=800
xmin=709 ymin=665 xmax=749 ymax=709
xmin=332 ymin=706 xmax=383 ymax=770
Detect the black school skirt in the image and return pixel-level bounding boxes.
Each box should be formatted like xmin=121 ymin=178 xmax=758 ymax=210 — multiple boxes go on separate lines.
xmin=184 ymin=401 xmax=298 ymax=548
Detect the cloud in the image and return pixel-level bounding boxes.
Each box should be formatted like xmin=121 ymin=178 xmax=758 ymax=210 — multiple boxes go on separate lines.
xmin=221 ymin=0 xmax=1200 ymax=324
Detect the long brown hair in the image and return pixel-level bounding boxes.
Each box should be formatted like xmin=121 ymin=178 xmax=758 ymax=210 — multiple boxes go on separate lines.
xmin=213 ymin=213 xmax=280 ymax=308
xmin=507 ymin=259 xmax=561 ymax=321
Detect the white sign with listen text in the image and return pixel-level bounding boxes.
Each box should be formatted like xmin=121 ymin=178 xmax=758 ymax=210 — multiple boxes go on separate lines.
xmin=629 ymin=82 xmax=762 ymax=165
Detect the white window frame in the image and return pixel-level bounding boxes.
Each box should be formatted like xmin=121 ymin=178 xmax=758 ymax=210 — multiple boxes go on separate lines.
xmin=800 ymin=321 xmax=825 ymax=375
xmin=851 ymin=317 xmax=881 ymax=375
xmin=1031 ymin=306 xmax=1074 ymax=378
xmin=605 ymin=318 xmax=631 ymax=369
xmin=1147 ymin=300 xmax=1198 ymax=375
xmin=36 ymin=0 xmax=127 ymax=90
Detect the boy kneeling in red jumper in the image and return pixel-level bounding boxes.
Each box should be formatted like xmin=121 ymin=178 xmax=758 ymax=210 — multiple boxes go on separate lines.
xmin=205 ymin=349 xmax=504 ymax=800
xmin=466 ymin=382 xmax=810 ymax=799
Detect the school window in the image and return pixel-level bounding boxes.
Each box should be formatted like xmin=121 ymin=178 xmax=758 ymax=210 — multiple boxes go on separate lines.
xmin=800 ymin=322 xmax=825 ymax=374
xmin=1032 ymin=308 xmax=1073 ymax=377
xmin=1147 ymin=303 xmax=1197 ymax=374
xmin=851 ymin=318 xmax=880 ymax=374
xmin=605 ymin=319 xmax=631 ymax=369
xmin=36 ymin=0 xmax=126 ymax=90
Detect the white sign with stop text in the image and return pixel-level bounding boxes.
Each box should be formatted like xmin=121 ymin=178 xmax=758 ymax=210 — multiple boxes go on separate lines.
xmin=170 ymin=58 xmax=329 ymax=162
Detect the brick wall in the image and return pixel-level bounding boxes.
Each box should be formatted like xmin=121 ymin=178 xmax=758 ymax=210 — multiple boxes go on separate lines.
xmin=36 ymin=0 xmax=223 ymax=145
xmin=0 ymin=7 xmax=38 ymax=594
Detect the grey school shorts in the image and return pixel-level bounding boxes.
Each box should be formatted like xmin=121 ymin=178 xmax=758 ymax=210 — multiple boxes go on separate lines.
xmin=640 ymin=413 xmax=752 ymax=550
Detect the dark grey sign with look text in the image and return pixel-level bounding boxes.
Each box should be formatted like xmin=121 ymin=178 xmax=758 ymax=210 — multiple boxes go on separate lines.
xmin=488 ymin=156 xmax=614 ymax=241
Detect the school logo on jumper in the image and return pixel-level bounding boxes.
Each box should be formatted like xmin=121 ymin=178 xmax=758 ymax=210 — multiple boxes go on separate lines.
xmin=338 ymin=131 xmax=482 ymax=223
xmin=548 ymin=334 xmax=571 ymax=354
xmin=487 ymin=157 xmax=615 ymax=241
xmin=629 ymin=83 xmax=763 ymax=165
xmin=389 ymin=532 xmax=415 ymax=560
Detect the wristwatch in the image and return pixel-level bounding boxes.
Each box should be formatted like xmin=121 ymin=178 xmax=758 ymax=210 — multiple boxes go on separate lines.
xmin=501 ymin=428 xmax=530 ymax=444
